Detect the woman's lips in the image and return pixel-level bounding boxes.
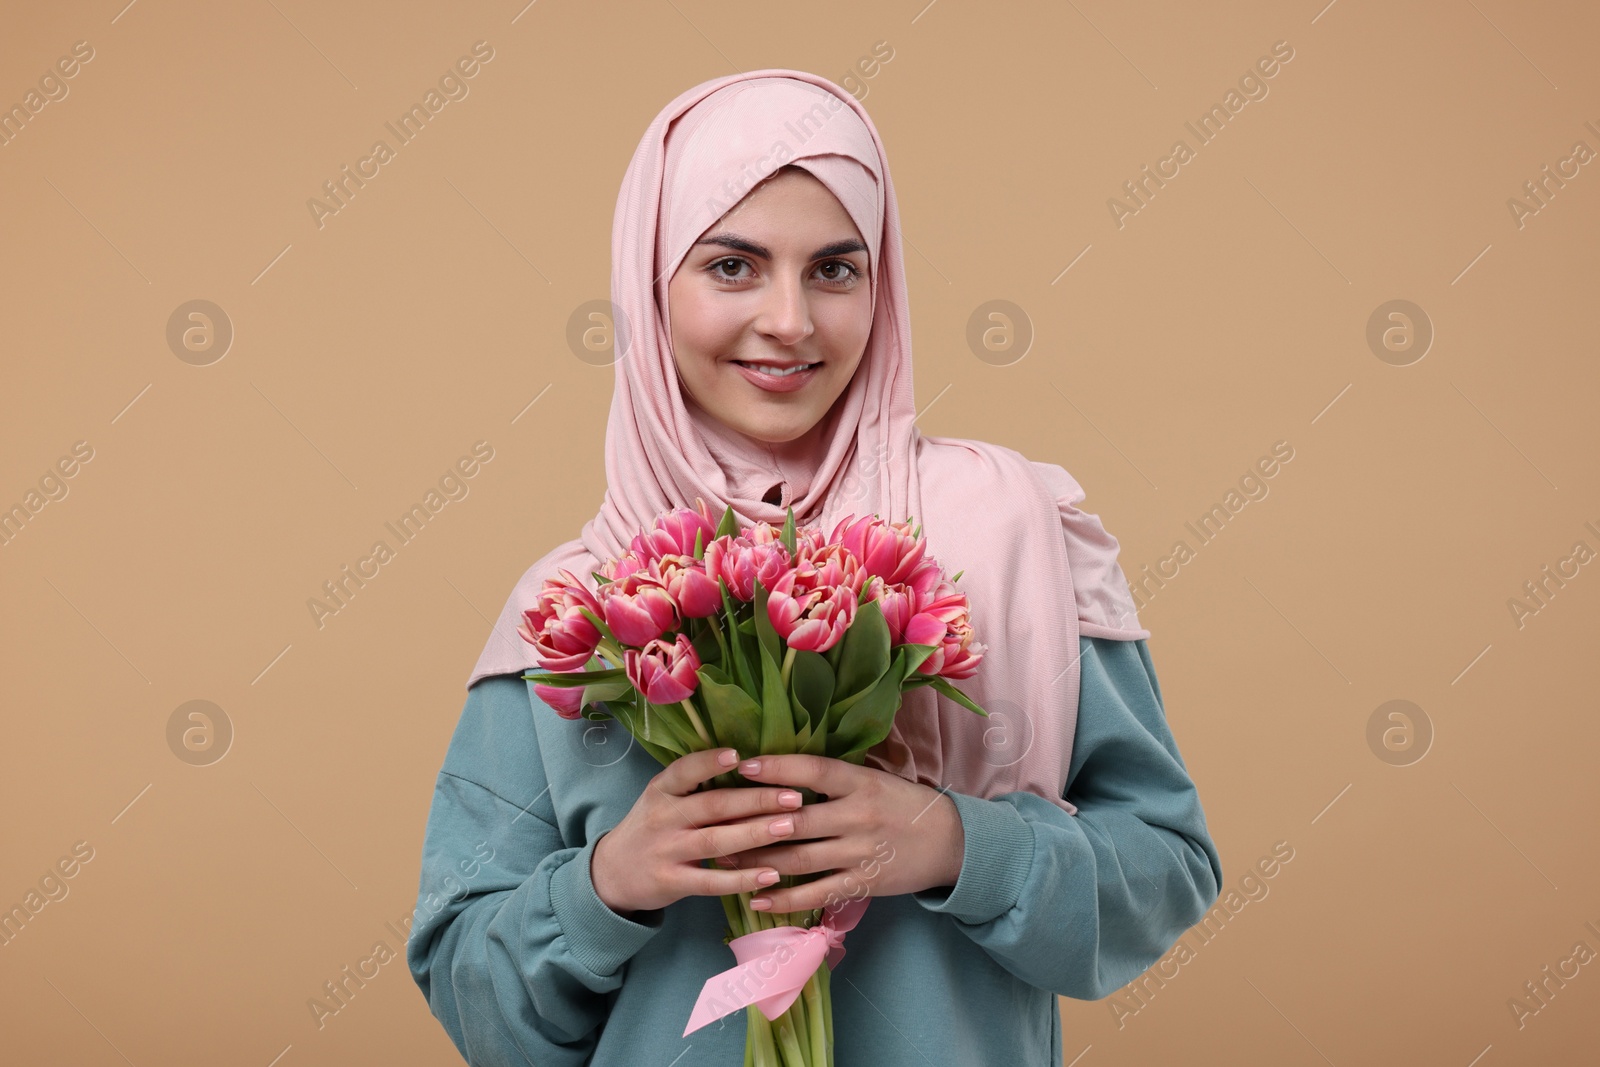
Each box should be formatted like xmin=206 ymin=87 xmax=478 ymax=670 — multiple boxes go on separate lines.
xmin=732 ymin=360 xmax=821 ymax=393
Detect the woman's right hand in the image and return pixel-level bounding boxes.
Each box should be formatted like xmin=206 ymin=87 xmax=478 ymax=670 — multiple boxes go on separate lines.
xmin=590 ymin=747 xmax=804 ymax=917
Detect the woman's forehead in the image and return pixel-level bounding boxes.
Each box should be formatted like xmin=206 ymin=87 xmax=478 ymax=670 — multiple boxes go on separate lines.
xmin=699 ymin=171 xmax=867 ymax=253
xmin=660 ymin=81 xmax=878 ymax=254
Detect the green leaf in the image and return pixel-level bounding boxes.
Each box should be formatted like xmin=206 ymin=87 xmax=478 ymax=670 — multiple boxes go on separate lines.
xmin=701 ymin=611 xmax=730 ymax=673
xmin=698 ymin=662 xmax=734 ymax=684
xmin=728 ymin=629 xmax=760 ymax=697
xmin=688 ymin=620 xmax=721 ymax=666
xmin=645 ymin=699 xmax=705 ymax=752
xmin=927 ymin=675 xmax=990 ymax=718
xmin=826 ymin=685 xmax=872 ymax=727
xmin=614 ymin=694 xmax=685 ymax=765
xmin=718 ymin=576 xmax=754 ymax=698
xmin=752 ymin=579 xmax=783 ymax=671
xmin=757 ymin=636 xmax=796 ymax=754
xmin=833 ymin=598 xmax=890 ymax=704
xmin=693 ymin=527 xmax=706 ymax=560
xmin=799 ymin=701 xmax=828 ymax=756
xmin=897 ymin=643 xmax=938 ymax=681
xmin=715 ymin=504 xmax=739 ymax=540
xmin=576 ymin=605 xmax=619 ymax=646
xmin=780 ymin=505 xmax=797 ymax=556
xmin=580 ymin=678 xmax=631 ymax=706
xmin=522 ymin=667 xmax=627 ymax=688
xmin=789 ymin=650 xmax=834 ymax=731
xmin=635 ymin=689 xmax=690 ymax=756
xmin=592 ymin=571 xmax=613 ymax=586
xmin=697 ymin=666 xmax=762 ymax=758
xmin=829 ymin=647 xmax=907 ymax=760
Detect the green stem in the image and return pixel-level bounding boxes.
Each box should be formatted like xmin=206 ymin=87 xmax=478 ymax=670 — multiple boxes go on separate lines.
xmin=819 ymin=962 xmax=833 ymax=1066
xmin=758 ymin=885 xmax=818 ymax=1065
xmin=733 ymin=887 xmax=838 ymax=1065
xmin=735 ymin=893 xmax=780 ymax=1066
xmin=775 ymin=1016 xmax=807 ymax=1067
xmin=804 ymin=970 xmax=825 ymax=1066
xmin=780 ymin=645 xmax=797 ymax=691
xmin=681 ymin=699 xmax=714 ymax=747
xmin=716 ymin=873 xmax=749 ymax=939
xmin=786 ymin=968 xmax=811 ymax=1064
xmin=752 ymin=1004 xmax=780 ymax=1066
xmin=706 ymin=611 xmax=730 ymax=668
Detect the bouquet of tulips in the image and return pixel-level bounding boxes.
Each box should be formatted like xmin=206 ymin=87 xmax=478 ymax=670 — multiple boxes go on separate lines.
xmin=519 ymin=499 xmax=988 ymax=1067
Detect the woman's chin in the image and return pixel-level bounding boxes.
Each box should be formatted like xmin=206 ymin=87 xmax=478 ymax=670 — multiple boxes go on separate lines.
xmin=739 ymin=424 xmax=811 ymax=445
xmin=719 ymin=412 xmax=816 ymax=446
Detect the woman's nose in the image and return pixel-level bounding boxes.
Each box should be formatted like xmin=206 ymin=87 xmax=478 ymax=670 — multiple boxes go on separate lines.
xmin=755 ymin=274 xmax=813 ymax=346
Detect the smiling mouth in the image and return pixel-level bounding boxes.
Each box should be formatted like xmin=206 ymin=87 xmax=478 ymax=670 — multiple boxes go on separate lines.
xmin=733 ymin=361 xmax=821 ymax=377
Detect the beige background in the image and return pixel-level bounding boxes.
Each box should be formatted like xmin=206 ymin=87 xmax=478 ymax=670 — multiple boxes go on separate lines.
xmin=2 ymin=0 xmax=1596 ymax=1064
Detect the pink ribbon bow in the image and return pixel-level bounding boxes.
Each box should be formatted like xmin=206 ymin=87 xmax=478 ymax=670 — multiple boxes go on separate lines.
xmin=683 ymin=896 xmax=871 ymax=1036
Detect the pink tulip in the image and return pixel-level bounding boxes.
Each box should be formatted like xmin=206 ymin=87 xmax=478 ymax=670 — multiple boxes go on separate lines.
xmin=631 ymin=498 xmax=719 ymax=565
xmin=703 ymin=533 xmax=792 ymax=602
xmin=624 ymin=632 xmax=702 ymax=705
xmin=866 ymin=576 xmax=914 ymax=645
xmin=647 ymin=554 xmax=723 ymax=619
xmin=800 ymin=526 xmax=826 ymax=553
xmin=903 ymin=611 xmax=946 ymax=647
xmin=908 ymin=577 xmax=986 ymax=679
xmin=600 ymin=570 xmax=680 ymax=646
xmin=748 ymin=518 xmax=826 ymax=555
xmin=792 ymin=541 xmax=866 ymax=599
xmin=864 ymin=576 xmax=932 ymax=642
xmin=830 ymin=513 xmax=929 ymax=586
xmin=746 ymin=521 xmax=784 ymax=546
xmin=518 ymin=568 xmax=604 ymax=671
xmin=598 ymin=552 xmax=645 ymax=585
xmin=534 ymin=681 xmax=587 ymax=720
xmin=921 ymin=615 xmax=986 ymax=679
xmin=914 ymin=576 xmax=972 ymax=629
xmin=767 ymin=568 xmax=857 ymax=653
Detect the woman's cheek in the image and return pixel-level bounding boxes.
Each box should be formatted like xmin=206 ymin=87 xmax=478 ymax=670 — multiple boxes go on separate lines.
xmin=682 ymin=293 xmax=742 ymax=363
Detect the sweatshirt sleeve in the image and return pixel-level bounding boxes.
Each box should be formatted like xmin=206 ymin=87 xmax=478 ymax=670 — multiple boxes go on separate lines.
xmin=406 ymin=674 xmax=667 ymax=1065
xmin=909 ymin=635 xmax=1223 ymax=1000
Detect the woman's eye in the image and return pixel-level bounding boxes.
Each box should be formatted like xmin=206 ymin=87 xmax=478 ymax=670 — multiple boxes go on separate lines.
xmin=817 ymin=260 xmax=861 ymax=284
xmin=708 ymin=257 xmax=860 ymax=285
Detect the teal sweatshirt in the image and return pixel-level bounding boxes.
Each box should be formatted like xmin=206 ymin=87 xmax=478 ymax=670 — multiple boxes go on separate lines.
xmin=406 ymin=636 xmax=1222 ymax=1066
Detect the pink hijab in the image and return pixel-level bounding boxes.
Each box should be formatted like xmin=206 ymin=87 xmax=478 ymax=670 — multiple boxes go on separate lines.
xmin=468 ymin=70 xmax=1149 ymax=815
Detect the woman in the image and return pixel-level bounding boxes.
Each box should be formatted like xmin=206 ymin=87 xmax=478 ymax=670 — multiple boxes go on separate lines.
xmin=406 ymin=70 xmax=1222 ymax=1066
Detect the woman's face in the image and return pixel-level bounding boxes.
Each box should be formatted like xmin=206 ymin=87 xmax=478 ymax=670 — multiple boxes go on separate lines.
xmin=667 ymin=168 xmax=874 ymax=453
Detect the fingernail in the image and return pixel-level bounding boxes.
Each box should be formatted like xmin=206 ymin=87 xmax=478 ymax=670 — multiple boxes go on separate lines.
xmin=740 ymin=759 xmax=762 ymax=775
xmin=777 ymin=791 xmax=801 ymax=808
xmin=757 ymin=870 xmax=779 ymax=886
xmin=769 ymin=817 xmax=793 ymax=834
xmin=750 ymin=897 xmax=772 ymax=910
xmin=718 ymin=749 xmax=739 ymax=767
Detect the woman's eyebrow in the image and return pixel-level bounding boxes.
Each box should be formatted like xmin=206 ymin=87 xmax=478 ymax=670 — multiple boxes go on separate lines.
xmin=695 ymin=233 xmax=869 ymax=261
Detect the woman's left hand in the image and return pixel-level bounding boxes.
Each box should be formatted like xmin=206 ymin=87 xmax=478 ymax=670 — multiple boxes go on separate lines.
xmin=714 ymin=753 xmax=965 ymax=915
